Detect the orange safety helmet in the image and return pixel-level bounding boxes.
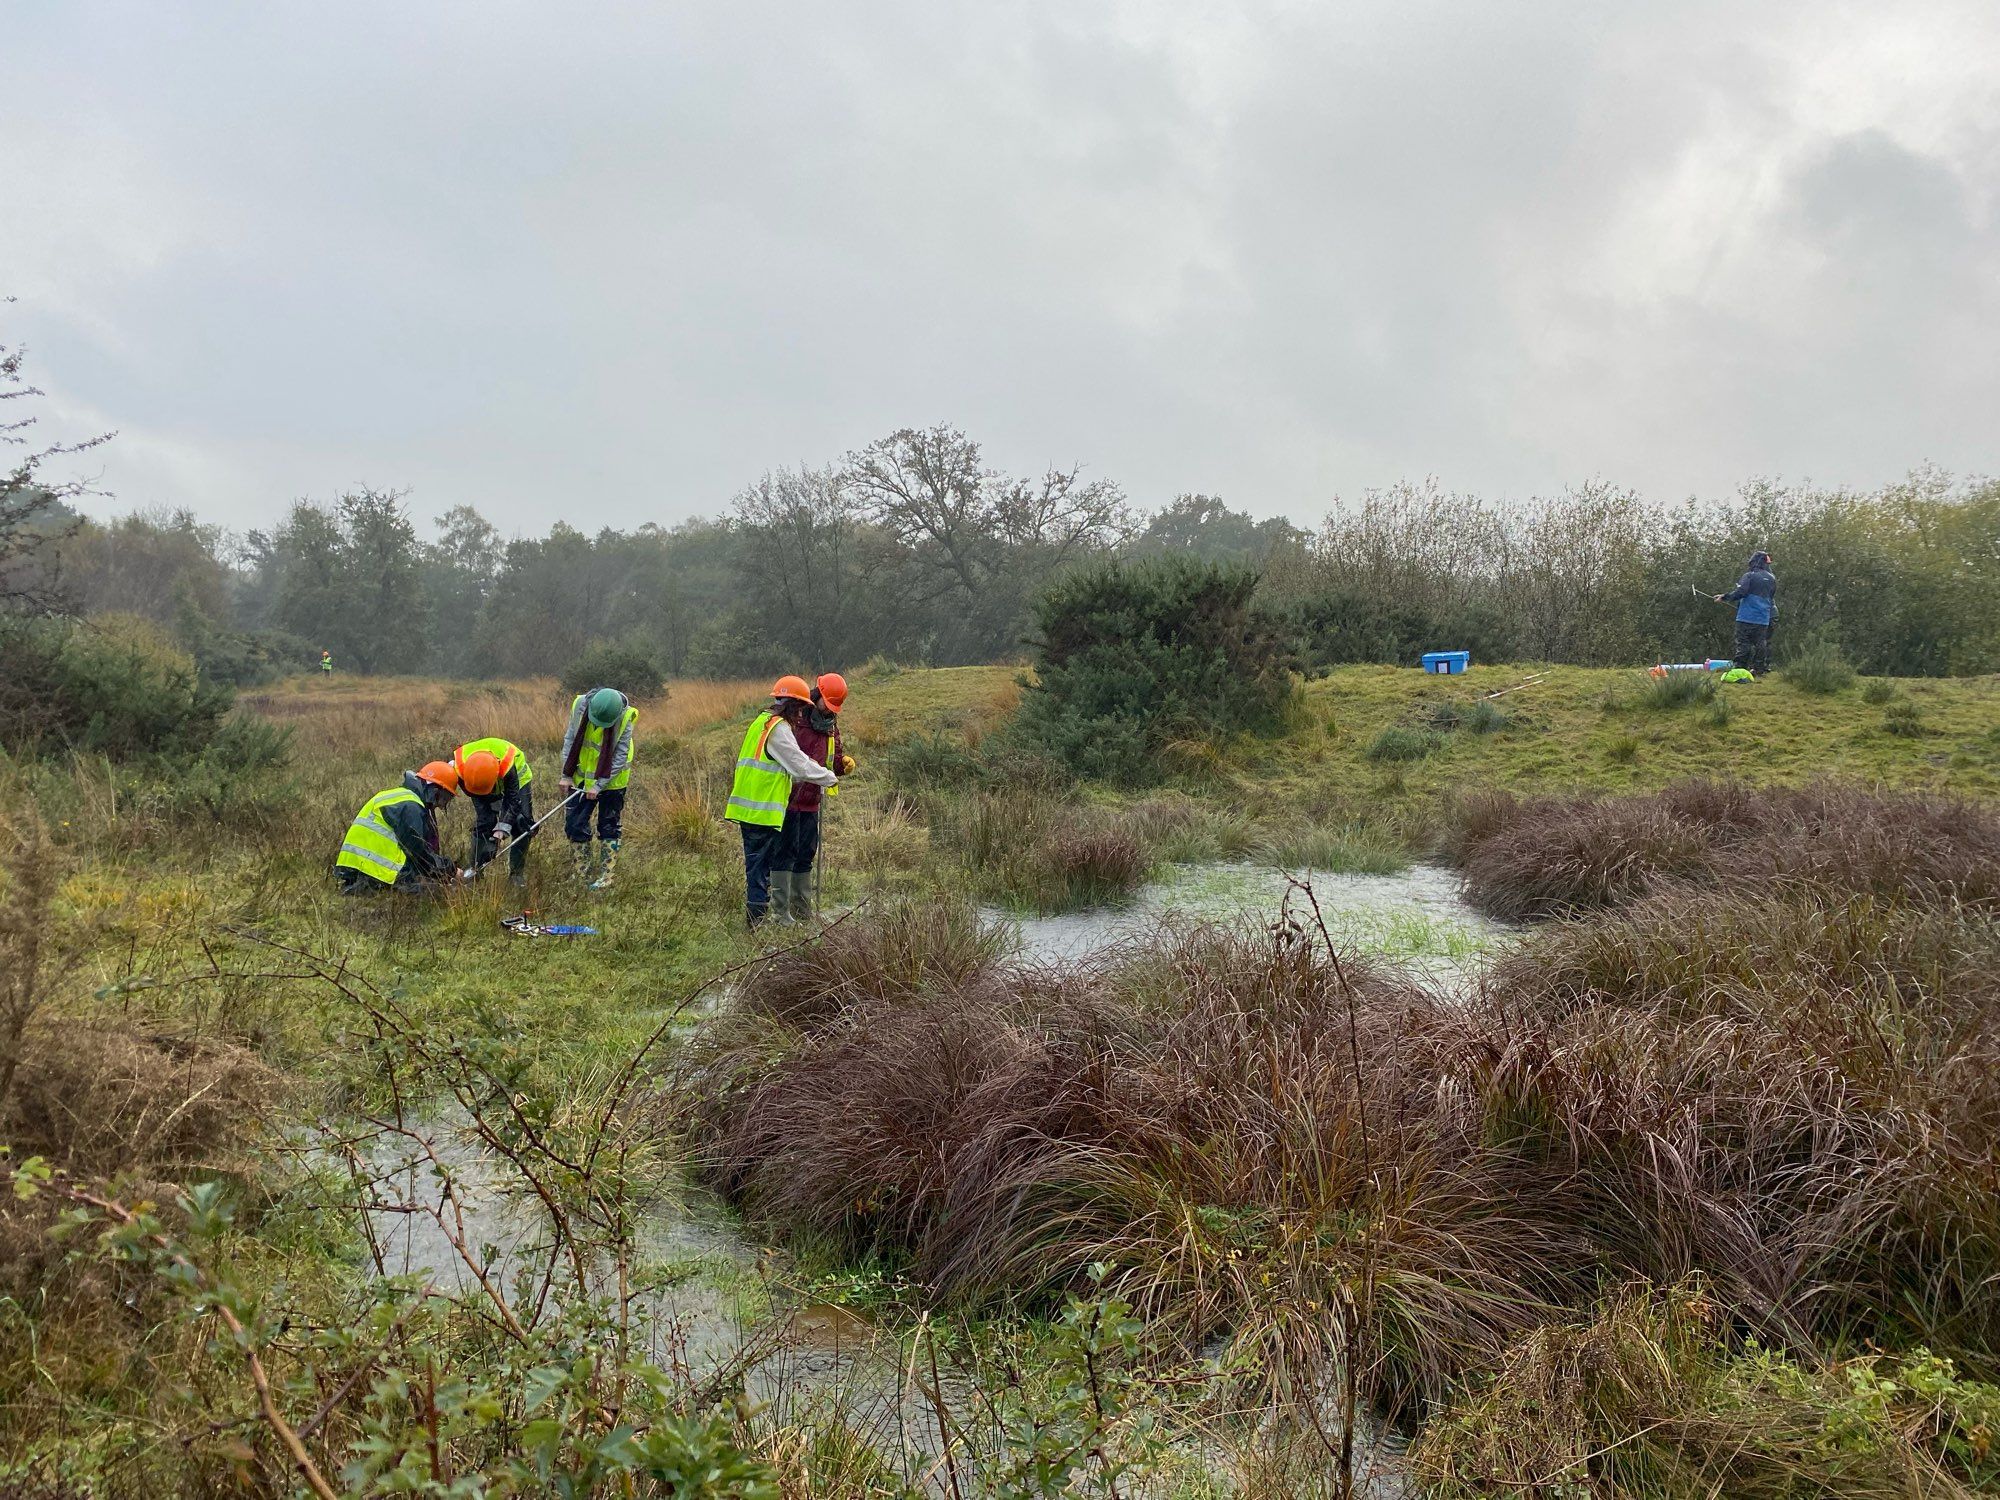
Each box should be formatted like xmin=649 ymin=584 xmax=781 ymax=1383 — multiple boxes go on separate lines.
xmin=771 ymin=674 xmax=811 ymax=703
xmin=814 ymin=672 xmax=848 ymax=712
xmin=415 ymin=761 xmax=460 ymax=798
xmin=453 ymin=745 xmax=514 ymax=797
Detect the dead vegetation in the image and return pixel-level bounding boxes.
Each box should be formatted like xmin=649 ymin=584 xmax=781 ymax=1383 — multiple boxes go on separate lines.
xmin=1446 ymin=780 xmax=2000 ymax=921
xmin=683 ymin=824 xmax=2000 ymax=1484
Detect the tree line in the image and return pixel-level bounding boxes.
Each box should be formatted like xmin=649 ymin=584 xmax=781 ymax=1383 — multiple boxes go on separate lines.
xmin=7 ymin=322 xmax=1996 ymax=683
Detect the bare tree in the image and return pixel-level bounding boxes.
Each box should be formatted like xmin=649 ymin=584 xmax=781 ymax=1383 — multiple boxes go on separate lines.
xmin=0 ymin=313 xmax=114 ymax=613
xmin=842 ymin=425 xmax=1130 ymax=656
xmin=730 ymin=465 xmax=875 ymax=662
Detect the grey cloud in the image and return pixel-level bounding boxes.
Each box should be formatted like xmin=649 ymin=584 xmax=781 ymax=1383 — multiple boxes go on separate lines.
xmin=3 ymin=0 xmax=1996 ymax=533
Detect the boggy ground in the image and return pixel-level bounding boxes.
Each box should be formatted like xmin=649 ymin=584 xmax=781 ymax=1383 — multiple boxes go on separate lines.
xmin=1 ymin=662 xmax=1997 ymax=1495
xmin=690 ymin=788 xmax=2000 ymax=1496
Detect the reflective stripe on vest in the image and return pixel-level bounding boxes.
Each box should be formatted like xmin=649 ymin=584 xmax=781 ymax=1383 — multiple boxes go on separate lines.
xmin=569 ymin=699 xmax=638 ymax=789
xmin=336 ymin=786 xmax=423 ymax=884
xmin=457 ymin=735 xmax=532 ymax=787
xmin=724 ymin=712 xmax=791 ymax=826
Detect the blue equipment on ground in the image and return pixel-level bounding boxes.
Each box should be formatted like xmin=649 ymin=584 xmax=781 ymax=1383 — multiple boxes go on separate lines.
xmin=1421 ymin=651 xmax=1471 ymax=675
xmin=501 ymin=913 xmax=599 ymax=937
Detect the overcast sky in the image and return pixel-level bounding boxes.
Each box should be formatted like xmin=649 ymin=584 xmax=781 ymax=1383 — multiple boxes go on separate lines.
xmin=5 ymin=1 xmax=1997 ymax=535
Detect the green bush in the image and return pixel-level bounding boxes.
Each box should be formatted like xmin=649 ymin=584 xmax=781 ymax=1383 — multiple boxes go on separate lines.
xmin=0 ymin=614 xmax=237 ymax=763
xmin=561 ymin=640 xmax=667 ymax=699
xmin=1862 ymin=678 xmax=1897 ymax=705
xmin=1781 ymin=636 xmax=1857 ymax=695
xmin=882 ymin=730 xmax=988 ymax=792
xmin=1011 ymin=558 xmax=1298 ymax=785
xmin=1290 ymin=587 xmax=1517 ymax=671
xmin=1367 ymin=727 xmax=1446 ymax=762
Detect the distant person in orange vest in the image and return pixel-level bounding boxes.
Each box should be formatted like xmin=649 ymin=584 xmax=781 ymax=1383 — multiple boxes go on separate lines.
xmin=771 ymin=673 xmax=856 ymax=921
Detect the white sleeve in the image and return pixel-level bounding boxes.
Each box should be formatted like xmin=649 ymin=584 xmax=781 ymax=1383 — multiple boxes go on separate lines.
xmin=766 ymin=719 xmax=838 ymax=787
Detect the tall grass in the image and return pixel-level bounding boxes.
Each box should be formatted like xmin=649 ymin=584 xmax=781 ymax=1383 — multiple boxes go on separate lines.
xmin=1445 ymin=780 xmax=2000 ymax=921
xmin=1631 ymin=670 xmax=1718 ymax=711
xmin=1782 ymin=636 xmax=1858 ymax=695
xmin=683 ymin=862 xmax=2000 ymax=1454
xmin=925 ymin=788 xmax=1151 ymax=912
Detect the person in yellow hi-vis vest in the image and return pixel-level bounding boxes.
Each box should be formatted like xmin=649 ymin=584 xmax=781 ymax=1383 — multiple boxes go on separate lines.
xmin=559 ymin=687 xmax=637 ymax=889
xmin=453 ymin=737 xmax=535 ymax=887
xmin=334 ymin=762 xmax=460 ymax=894
xmin=723 ymin=676 xmax=836 ymax=927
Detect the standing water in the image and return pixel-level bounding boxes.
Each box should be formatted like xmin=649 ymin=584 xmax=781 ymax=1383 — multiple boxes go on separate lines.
xmin=992 ymin=860 xmax=1504 ymax=988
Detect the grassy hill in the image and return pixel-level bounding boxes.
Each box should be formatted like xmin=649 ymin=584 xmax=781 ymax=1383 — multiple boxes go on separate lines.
xmin=836 ymin=660 xmax=2000 ymax=801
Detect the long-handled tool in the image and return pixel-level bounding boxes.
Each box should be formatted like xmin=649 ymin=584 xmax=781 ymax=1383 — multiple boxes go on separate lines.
xmin=466 ymin=787 xmax=578 ymax=881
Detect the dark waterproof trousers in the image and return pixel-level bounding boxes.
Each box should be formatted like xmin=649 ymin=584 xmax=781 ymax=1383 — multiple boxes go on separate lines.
xmin=564 ymin=787 xmax=625 ymax=842
xmin=1733 ymin=621 xmax=1772 ymax=676
xmin=472 ymin=785 xmax=535 ymax=876
xmin=775 ymin=807 xmax=821 ymax=875
xmin=739 ymin=822 xmax=783 ymax=925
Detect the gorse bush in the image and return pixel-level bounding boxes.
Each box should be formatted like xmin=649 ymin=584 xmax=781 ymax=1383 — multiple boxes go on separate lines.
xmin=561 ymin=640 xmax=668 ymax=699
xmin=1010 ymin=558 xmax=1298 ymax=785
xmin=0 ymin=615 xmax=285 ymax=785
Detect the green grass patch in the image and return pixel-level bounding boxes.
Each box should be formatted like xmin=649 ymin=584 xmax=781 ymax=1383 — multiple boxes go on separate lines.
xmin=1367 ymin=726 xmax=1447 ymax=762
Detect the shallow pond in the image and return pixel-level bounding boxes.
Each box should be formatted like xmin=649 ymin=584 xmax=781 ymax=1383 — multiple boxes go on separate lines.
xmin=991 ymin=860 xmax=1504 ymax=987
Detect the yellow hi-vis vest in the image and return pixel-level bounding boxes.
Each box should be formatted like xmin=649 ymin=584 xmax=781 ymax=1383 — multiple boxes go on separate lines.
xmin=336 ymin=786 xmax=423 ymax=885
xmin=724 ymin=712 xmax=790 ymax=827
xmin=568 ymin=697 xmax=638 ymax=789
xmin=456 ymin=736 xmax=533 ymax=787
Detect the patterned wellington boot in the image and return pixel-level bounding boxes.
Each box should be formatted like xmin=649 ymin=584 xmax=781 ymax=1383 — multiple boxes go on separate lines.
xmin=589 ymin=838 xmax=620 ymax=891
xmin=569 ymin=841 xmax=595 ymax=883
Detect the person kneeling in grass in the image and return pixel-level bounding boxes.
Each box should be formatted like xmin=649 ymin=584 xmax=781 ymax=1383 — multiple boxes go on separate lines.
xmin=724 ymin=676 xmax=837 ymax=927
xmin=335 ymin=762 xmax=461 ymax=894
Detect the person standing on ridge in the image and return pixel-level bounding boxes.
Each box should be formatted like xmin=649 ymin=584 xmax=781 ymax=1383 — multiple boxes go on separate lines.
xmin=1714 ymin=550 xmax=1777 ymax=676
xmin=321 ymin=649 xmax=333 ymax=676
xmin=453 ymin=736 xmax=536 ymax=887
xmin=334 ymin=761 xmax=460 ymax=893
xmin=559 ymin=686 xmax=637 ymax=889
xmin=724 ymin=676 xmax=837 ymax=926
xmin=772 ymin=672 xmax=856 ymax=923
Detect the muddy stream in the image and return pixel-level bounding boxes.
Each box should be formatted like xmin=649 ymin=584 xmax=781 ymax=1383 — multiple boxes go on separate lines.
xmin=351 ymin=863 xmax=1499 ymax=1494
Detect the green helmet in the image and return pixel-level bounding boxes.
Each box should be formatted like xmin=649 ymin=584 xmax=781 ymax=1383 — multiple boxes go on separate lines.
xmin=586 ymin=687 xmax=627 ymax=727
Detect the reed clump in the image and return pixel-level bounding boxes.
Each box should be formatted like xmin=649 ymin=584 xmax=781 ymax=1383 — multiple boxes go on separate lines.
xmin=1446 ymin=780 xmax=2000 ymax=920
xmin=685 ymin=860 xmax=2000 ymax=1444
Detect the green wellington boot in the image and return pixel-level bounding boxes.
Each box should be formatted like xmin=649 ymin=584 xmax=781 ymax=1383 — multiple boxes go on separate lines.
xmin=589 ymin=838 xmax=620 ymax=891
xmin=766 ymin=869 xmax=792 ymax=924
xmin=789 ymin=868 xmax=815 ymax=923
